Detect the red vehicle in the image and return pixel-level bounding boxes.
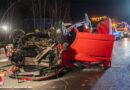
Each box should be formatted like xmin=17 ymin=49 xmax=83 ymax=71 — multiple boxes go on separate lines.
xmin=61 ymin=17 xmax=115 ymax=69
xmin=9 ymin=14 xmax=115 ymax=80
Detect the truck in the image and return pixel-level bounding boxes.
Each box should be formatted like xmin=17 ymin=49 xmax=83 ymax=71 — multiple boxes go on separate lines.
xmin=112 ymin=26 xmax=123 ymax=40
xmin=116 ymin=22 xmax=129 ymax=37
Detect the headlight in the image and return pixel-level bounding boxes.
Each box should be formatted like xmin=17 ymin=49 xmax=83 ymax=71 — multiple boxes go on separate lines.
xmin=2 ymin=25 xmax=8 ymax=31
xmin=124 ymin=32 xmax=127 ymax=34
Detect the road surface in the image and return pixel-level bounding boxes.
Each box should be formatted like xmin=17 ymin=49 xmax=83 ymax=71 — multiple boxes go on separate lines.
xmin=0 ymin=38 xmax=130 ymax=90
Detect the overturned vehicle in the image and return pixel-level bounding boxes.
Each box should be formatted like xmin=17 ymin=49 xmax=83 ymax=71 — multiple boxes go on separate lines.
xmin=9 ymin=14 xmax=115 ymax=80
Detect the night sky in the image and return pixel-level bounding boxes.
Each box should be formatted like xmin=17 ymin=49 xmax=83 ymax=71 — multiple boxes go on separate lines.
xmin=0 ymin=0 xmax=130 ymax=23
xmin=70 ymin=0 xmax=130 ymax=23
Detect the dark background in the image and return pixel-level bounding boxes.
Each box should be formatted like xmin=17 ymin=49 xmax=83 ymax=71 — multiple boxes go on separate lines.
xmin=0 ymin=0 xmax=130 ymax=28
xmin=70 ymin=0 xmax=130 ymax=23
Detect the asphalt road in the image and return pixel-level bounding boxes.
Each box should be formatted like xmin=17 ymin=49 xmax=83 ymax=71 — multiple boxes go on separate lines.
xmin=91 ymin=38 xmax=130 ymax=90
xmin=0 ymin=38 xmax=130 ymax=90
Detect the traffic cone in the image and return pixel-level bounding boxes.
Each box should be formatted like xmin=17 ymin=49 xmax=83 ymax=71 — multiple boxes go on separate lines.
xmin=0 ymin=76 xmax=3 ymax=86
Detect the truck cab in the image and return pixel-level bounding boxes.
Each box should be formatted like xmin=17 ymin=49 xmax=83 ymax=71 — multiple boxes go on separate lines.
xmin=116 ymin=22 xmax=128 ymax=37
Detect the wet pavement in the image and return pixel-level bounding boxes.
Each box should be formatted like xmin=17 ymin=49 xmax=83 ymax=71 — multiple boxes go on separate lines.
xmin=91 ymin=38 xmax=130 ymax=90
xmin=0 ymin=38 xmax=130 ymax=90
